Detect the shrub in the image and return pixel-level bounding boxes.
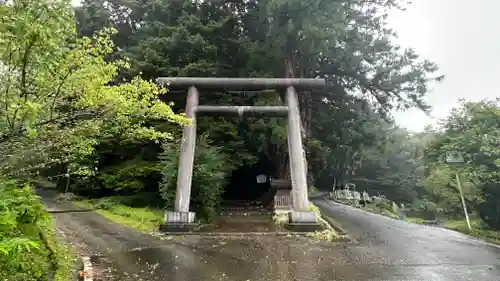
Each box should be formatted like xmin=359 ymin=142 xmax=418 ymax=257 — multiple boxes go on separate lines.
xmin=159 ymin=134 xmax=234 ymax=222
xmin=0 ymin=180 xmax=54 ymax=280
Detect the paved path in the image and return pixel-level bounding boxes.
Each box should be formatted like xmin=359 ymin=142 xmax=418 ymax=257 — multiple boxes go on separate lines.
xmin=41 ymin=189 xmax=500 ymax=281
xmin=313 ymin=196 xmax=500 ymax=281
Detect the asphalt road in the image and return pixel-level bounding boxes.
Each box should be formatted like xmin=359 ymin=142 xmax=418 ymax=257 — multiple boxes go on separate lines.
xmin=313 ymin=196 xmax=500 ymax=281
xmin=42 ymin=189 xmax=500 ymax=281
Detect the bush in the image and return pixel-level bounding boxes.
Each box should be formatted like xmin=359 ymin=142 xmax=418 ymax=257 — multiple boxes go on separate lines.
xmin=408 ymin=199 xmax=438 ymax=220
xmin=0 ymin=180 xmax=55 ymax=280
xmin=159 ymin=134 xmax=234 ymax=222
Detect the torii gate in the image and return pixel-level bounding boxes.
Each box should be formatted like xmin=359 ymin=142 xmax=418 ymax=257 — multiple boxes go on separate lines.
xmin=156 ymin=77 xmax=326 ymax=231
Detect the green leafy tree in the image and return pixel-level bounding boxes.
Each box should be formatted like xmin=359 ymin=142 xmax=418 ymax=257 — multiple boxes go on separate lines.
xmin=424 ymin=99 xmax=500 ymax=229
xmin=0 ymin=0 xmax=186 ymax=179
xmin=0 ymin=1 xmax=186 ymax=279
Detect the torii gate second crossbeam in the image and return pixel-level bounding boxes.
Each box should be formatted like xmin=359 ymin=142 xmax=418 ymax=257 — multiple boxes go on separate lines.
xmin=156 ymin=77 xmax=326 ymax=231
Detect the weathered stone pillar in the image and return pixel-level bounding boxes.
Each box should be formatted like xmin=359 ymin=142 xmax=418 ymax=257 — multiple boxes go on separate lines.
xmin=175 ymin=86 xmax=198 ymax=212
xmin=164 ymin=86 xmax=198 ymax=228
xmin=285 ymin=86 xmax=319 ymax=230
xmin=286 ymin=86 xmax=309 ymax=211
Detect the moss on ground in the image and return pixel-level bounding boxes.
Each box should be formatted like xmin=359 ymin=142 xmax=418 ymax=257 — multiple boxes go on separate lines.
xmin=75 ymin=197 xmax=164 ymax=233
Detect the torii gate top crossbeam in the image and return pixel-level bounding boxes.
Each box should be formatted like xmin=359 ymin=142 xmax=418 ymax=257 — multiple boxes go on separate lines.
xmin=156 ymin=77 xmax=326 ymax=91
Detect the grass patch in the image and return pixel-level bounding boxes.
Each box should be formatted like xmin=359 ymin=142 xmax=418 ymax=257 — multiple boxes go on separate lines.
xmin=405 ymin=217 xmax=426 ymax=224
xmin=75 ymin=197 xmax=163 ymax=233
xmin=0 ymin=232 xmax=76 ymax=281
xmin=443 ymin=219 xmax=500 ymax=245
xmin=403 ymin=217 xmax=500 ymax=245
xmin=50 ymin=236 xmax=76 ymax=281
xmin=362 ymin=204 xmax=401 ymax=219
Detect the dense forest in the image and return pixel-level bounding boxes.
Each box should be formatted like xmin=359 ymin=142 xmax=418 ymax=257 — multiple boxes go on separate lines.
xmin=70 ymin=0 xmax=443 ymax=207
xmin=1 ymin=0 xmax=500 ymax=279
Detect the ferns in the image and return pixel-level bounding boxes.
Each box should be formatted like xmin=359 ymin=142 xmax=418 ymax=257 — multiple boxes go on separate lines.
xmin=0 ymin=238 xmax=40 ymax=255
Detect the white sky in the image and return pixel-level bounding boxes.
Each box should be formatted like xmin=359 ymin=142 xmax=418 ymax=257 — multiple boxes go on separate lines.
xmin=389 ymin=0 xmax=500 ymax=132
xmin=71 ymin=0 xmax=500 ymax=132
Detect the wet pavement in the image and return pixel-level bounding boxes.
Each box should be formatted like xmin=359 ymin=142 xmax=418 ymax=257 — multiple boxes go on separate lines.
xmin=313 ymin=196 xmax=500 ymax=281
xmin=42 ymin=190 xmax=500 ymax=281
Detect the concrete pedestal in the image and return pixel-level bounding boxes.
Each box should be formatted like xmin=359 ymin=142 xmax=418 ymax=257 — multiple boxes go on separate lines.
xmin=160 ymin=211 xmax=197 ymax=232
xmin=284 ymin=211 xmax=321 ymax=232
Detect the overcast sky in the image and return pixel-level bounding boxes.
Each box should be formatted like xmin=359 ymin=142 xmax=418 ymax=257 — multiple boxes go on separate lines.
xmin=389 ymin=0 xmax=500 ymax=131
xmin=71 ymin=0 xmax=500 ymax=132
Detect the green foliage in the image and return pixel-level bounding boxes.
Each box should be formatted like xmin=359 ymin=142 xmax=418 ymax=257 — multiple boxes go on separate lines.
xmin=0 ymin=0 xmax=186 ymax=178
xmin=424 ymin=99 xmax=500 ymax=229
xmin=409 ymin=199 xmax=438 ymax=220
xmin=0 ymin=180 xmax=55 ymax=280
xmin=0 ymin=0 xmax=447 ymax=243
xmin=98 ymin=158 xmax=161 ymax=190
xmin=444 ymin=219 xmax=500 ymax=245
xmin=75 ymin=0 xmax=442 ymax=192
xmin=159 ymin=134 xmax=234 ymax=222
xmin=0 ymin=1 xmax=187 ymax=278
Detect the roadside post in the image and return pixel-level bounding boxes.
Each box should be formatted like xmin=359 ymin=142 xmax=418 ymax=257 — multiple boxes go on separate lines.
xmin=445 ymin=151 xmax=471 ymax=230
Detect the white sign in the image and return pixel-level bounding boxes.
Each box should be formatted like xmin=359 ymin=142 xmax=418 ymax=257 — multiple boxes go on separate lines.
xmin=256 ymin=174 xmax=267 ymax=184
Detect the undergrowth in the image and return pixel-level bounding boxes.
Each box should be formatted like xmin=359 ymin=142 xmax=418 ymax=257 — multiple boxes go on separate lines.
xmin=444 ymin=219 xmax=500 ymax=245
xmin=0 ymin=180 xmax=74 ymax=280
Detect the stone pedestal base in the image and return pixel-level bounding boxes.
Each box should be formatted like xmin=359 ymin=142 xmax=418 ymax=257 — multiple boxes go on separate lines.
xmin=165 ymin=211 xmax=196 ymax=223
xmin=284 ymin=211 xmax=321 ymax=232
xmin=160 ymin=211 xmax=197 ymax=232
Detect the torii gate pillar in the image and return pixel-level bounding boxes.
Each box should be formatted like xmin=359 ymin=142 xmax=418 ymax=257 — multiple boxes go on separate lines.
xmin=157 ymin=77 xmax=325 ymax=231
